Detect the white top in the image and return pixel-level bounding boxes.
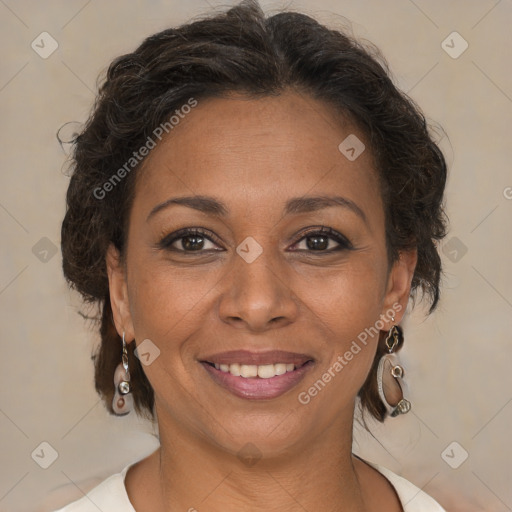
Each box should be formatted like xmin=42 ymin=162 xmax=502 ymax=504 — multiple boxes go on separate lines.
xmin=52 ymin=459 xmax=446 ymax=512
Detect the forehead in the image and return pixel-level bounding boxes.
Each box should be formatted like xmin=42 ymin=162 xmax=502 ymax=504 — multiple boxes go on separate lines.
xmin=133 ymin=92 xmax=382 ymax=222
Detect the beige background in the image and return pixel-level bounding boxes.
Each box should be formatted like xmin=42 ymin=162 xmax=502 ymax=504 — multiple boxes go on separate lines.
xmin=1 ymin=1 xmax=511 ymax=511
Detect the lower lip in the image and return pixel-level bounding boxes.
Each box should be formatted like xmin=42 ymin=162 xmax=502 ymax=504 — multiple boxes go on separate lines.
xmin=200 ymin=361 xmax=314 ymax=400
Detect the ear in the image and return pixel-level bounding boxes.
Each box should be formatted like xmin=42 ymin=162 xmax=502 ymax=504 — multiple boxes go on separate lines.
xmin=381 ymin=248 xmax=418 ymax=326
xmin=106 ymin=244 xmax=135 ymax=343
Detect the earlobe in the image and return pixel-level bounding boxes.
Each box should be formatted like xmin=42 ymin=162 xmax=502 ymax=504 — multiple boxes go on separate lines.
xmin=382 ymin=249 xmax=418 ymax=324
xmin=106 ymin=244 xmax=135 ymax=341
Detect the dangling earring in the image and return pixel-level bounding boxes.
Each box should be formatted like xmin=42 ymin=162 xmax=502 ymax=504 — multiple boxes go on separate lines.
xmin=112 ymin=332 xmax=133 ymax=416
xmin=376 ymin=316 xmax=411 ymax=417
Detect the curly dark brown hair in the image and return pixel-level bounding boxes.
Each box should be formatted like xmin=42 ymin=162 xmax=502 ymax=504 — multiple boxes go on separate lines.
xmin=61 ymin=0 xmax=448 ymax=423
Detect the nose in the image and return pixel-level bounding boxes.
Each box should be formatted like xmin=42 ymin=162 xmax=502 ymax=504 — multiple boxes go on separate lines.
xmin=217 ymin=248 xmax=299 ymax=332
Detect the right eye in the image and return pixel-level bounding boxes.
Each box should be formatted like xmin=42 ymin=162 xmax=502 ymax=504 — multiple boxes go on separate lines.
xmin=159 ymin=228 xmax=224 ymax=253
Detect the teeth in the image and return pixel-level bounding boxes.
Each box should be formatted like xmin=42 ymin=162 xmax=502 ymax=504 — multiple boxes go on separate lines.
xmin=212 ymin=362 xmax=299 ymax=378
xmin=274 ymin=363 xmax=288 ymax=375
xmin=257 ymin=364 xmax=275 ymax=378
xmin=240 ymin=364 xmax=258 ymax=378
xmin=229 ymin=363 xmax=241 ymax=376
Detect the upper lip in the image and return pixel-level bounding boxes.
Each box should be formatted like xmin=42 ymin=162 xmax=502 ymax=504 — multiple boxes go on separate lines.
xmin=200 ymin=350 xmax=314 ymax=366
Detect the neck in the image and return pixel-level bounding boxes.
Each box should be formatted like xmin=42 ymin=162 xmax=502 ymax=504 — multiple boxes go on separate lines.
xmin=149 ymin=407 xmax=368 ymax=512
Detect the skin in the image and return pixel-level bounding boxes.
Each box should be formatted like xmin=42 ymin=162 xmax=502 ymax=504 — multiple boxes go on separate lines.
xmin=107 ymin=91 xmax=417 ymax=512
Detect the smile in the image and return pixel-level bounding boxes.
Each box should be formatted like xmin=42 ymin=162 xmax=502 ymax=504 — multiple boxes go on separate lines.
xmin=211 ymin=362 xmax=298 ymax=378
xmin=199 ymin=349 xmax=315 ymax=400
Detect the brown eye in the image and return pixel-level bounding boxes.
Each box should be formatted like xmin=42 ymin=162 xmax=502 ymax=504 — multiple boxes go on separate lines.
xmin=305 ymin=234 xmax=330 ymax=251
xmin=159 ymin=228 xmax=223 ymax=253
xmin=180 ymin=234 xmax=207 ymax=251
xmin=291 ymin=227 xmax=353 ymax=253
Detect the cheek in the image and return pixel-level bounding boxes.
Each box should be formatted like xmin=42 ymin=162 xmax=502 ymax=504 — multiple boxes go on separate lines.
xmin=296 ymin=256 xmax=388 ymax=335
xmin=125 ymin=258 xmax=225 ymax=398
xmin=296 ymin=260 xmax=388 ymax=389
xmin=127 ymin=259 xmax=217 ymax=337
xmin=125 ymin=264 xmax=216 ymax=405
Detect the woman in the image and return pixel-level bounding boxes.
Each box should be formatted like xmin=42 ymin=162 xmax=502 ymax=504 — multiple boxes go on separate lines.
xmin=55 ymin=0 xmax=448 ymax=510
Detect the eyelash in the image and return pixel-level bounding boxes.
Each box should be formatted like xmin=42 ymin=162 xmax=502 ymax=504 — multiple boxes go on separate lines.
xmin=158 ymin=226 xmax=354 ymax=254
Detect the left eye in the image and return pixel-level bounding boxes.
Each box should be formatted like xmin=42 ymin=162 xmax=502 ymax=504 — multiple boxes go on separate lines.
xmin=290 ymin=228 xmax=352 ymax=252
xmin=294 ymin=234 xmax=339 ymax=251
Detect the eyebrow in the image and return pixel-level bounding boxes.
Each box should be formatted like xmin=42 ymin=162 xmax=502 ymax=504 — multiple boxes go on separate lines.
xmin=147 ymin=194 xmax=368 ymax=225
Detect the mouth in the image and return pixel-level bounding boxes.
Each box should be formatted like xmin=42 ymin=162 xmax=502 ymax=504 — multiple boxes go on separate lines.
xmin=198 ymin=350 xmax=315 ymax=400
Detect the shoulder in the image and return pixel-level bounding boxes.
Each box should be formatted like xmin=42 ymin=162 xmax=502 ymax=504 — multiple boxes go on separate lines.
xmin=50 ymin=464 xmax=135 ymax=512
xmin=367 ymin=460 xmax=446 ymax=512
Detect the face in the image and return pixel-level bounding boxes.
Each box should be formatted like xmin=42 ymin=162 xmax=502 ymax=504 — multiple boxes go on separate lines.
xmin=107 ymin=91 xmax=416 ymax=458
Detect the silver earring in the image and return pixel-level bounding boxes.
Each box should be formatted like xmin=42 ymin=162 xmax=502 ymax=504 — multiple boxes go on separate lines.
xmin=112 ymin=332 xmax=133 ymax=416
xmin=376 ymin=317 xmax=411 ymax=417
